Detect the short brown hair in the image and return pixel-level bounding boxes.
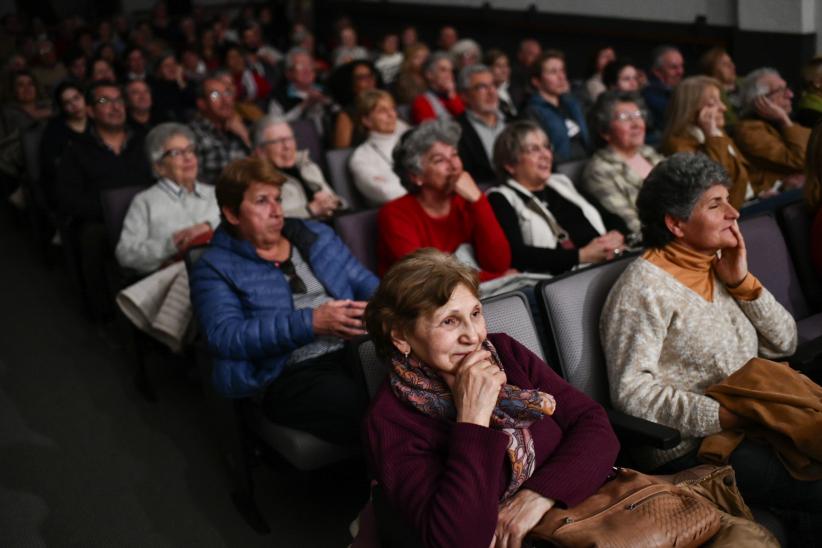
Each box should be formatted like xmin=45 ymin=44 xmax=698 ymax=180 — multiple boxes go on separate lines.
xmin=530 ymin=49 xmax=565 ymax=82
xmin=215 ymin=156 xmax=286 ymax=227
xmin=364 ymin=248 xmax=479 ymax=358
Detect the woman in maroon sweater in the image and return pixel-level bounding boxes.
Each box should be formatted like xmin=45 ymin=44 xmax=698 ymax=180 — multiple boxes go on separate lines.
xmin=364 ymin=249 xmax=619 ymax=548
xmin=377 ymin=119 xmax=513 ymax=281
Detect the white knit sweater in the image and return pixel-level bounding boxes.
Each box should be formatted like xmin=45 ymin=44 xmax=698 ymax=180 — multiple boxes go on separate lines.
xmin=600 ymin=257 xmax=798 ymax=469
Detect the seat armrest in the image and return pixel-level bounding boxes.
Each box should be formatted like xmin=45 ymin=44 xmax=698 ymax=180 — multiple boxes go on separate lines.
xmin=606 ymin=408 xmax=681 ymax=450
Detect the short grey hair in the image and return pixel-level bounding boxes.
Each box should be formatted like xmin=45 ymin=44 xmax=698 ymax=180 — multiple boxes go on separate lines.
xmin=393 ymin=118 xmax=462 ymax=192
xmin=450 ymin=39 xmax=482 ymax=64
xmin=457 ymin=64 xmax=492 ymax=92
xmin=285 ymin=47 xmax=311 ymax=71
xmin=588 ymin=90 xmax=648 ymax=148
xmin=738 ymin=67 xmax=780 ymax=117
xmin=423 ymin=52 xmax=453 ymax=76
xmin=651 ymin=45 xmax=681 ymax=69
xmin=253 ymin=114 xmax=290 ymax=148
xmin=636 ymin=152 xmax=731 ymax=248
xmin=493 ymin=120 xmax=546 ymax=179
xmin=145 ymin=122 xmax=195 ymax=175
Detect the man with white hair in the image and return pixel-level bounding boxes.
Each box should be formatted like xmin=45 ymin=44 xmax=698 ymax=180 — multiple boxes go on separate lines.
xmin=734 ymin=67 xmax=809 ymax=194
xmin=455 ymin=64 xmax=507 ymax=182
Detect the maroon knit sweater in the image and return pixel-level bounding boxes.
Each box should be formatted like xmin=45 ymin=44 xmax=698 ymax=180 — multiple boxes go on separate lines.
xmin=364 ymin=333 xmax=620 ymax=548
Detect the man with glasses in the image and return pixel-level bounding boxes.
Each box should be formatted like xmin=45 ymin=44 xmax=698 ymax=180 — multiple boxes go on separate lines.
xmin=455 ymin=65 xmax=508 ymax=183
xmin=642 ymin=45 xmax=685 ymax=135
xmin=56 ymin=79 xmax=152 ymax=320
xmin=189 ymin=76 xmax=251 ymax=184
xmin=734 ymin=67 xmax=810 ymax=194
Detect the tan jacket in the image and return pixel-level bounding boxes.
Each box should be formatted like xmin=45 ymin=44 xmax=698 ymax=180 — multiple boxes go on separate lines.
xmin=663 ymin=128 xmax=752 ymax=208
xmin=733 ymin=119 xmax=810 ymax=192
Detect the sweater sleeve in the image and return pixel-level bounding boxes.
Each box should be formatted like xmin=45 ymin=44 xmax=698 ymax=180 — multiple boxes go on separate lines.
xmin=349 ymin=146 xmax=406 ymax=206
xmin=114 ymin=192 xmax=176 ymax=273
xmin=581 ymin=158 xmax=642 ymax=235
xmin=411 ymin=95 xmax=436 ymax=124
xmin=702 ymin=135 xmax=751 ymax=207
xmin=600 ymin=266 xmax=723 ymax=437
xmin=499 ymin=336 xmax=619 ymax=507
xmin=735 ymin=121 xmax=809 ymax=174
xmin=487 ymin=191 xmax=579 ymax=275
xmin=377 ymin=199 xmax=426 ymax=276
xmin=366 ymin=399 xmax=510 ymax=548
xmin=467 ymin=194 xmax=512 ymax=280
xmin=733 ymin=285 xmax=798 ymax=359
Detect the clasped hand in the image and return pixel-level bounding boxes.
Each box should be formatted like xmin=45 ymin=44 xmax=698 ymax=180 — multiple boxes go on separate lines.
xmin=312 ymin=300 xmax=367 ymax=339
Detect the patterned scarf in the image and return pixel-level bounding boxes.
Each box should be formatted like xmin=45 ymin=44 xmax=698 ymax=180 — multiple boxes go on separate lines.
xmin=389 ymin=339 xmax=556 ymax=500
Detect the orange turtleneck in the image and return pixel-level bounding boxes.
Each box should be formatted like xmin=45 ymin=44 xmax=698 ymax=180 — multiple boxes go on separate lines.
xmin=643 ymin=240 xmax=762 ymax=302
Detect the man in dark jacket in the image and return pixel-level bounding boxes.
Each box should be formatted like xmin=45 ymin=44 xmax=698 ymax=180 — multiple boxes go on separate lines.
xmin=456 ymin=64 xmax=507 ymax=183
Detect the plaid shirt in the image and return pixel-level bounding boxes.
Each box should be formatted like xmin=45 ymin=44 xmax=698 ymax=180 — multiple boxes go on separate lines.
xmin=189 ymin=115 xmax=250 ymax=184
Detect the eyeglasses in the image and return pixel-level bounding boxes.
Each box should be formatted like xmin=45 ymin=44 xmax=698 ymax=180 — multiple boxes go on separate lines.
xmin=353 ymin=71 xmax=376 ymax=81
xmin=95 ymin=95 xmax=125 ymax=106
xmin=469 ymin=83 xmax=496 ymax=93
xmin=766 ymin=85 xmax=790 ymax=97
xmin=260 ymin=135 xmax=296 ymax=147
xmin=162 ymin=144 xmax=196 ymax=159
xmin=612 ymin=110 xmax=644 ymax=122
xmin=207 ymin=90 xmax=234 ymax=102
xmin=521 ymin=143 xmax=552 ymax=155
xmin=275 ymin=259 xmax=307 ymax=294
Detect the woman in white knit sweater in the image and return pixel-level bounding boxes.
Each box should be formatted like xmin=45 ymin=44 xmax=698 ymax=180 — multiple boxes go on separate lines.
xmin=601 ymin=152 xmax=821 ymax=538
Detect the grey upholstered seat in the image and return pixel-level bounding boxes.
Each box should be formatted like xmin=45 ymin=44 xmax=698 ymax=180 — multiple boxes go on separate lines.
xmin=358 ymin=291 xmax=544 ymax=399
xmin=334 ymin=209 xmax=379 ymax=274
xmin=553 ymin=158 xmax=588 ymax=185
xmin=325 ymin=148 xmax=366 ymax=211
xmin=290 ymin=118 xmax=324 ymax=168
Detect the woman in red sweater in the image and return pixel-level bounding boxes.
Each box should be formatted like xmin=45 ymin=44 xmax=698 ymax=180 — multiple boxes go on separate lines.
xmin=376 ymin=119 xmax=512 ymax=281
xmin=364 ymin=249 xmax=620 ymax=548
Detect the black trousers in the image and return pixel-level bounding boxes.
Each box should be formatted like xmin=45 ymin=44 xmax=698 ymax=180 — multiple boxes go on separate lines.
xmin=262 ymin=348 xmax=367 ymax=446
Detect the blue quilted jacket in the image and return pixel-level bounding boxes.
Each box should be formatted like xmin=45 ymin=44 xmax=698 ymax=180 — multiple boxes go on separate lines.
xmin=190 ymin=220 xmax=379 ymax=397
xmin=524 ymin=93 xmax=590 ymax=163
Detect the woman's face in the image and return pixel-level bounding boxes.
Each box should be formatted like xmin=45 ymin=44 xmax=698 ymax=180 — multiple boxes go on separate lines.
xmin=490 ymin=55 xmax=510 ymax=86
xmin=713 ymin=53 xmax=736 ymax=86
xmin=258 ymin=122 xmax=297 ymax=168
xmin=363 ymin=96 xmax=397 ymax=134
xmin=158 ymin=55 xmax=179 ymax=81
xmin=605 ymin=101 xmax=646 ymax=152
xmin=92 ymin=60 xmax=115 ymax=82
xmin=413 ymin=141 xmax=463 ymax=195
xmin=225 ymin=49 xmax=245 ymax=75
xmin=155 ymin=134 xmax=198 ymax=186
xmin=60 ymin=87 xmax=86 ymax=119
xmin=224 ymin=182 xmax=285 ymax=248
xmin=396 ymin=284 xmax=486 ymax=375
xmin=14 ymin=75 xmax=37 ymax=104
xmin=410 ymin=47 xmax=429 ymax=70
xmin=698 ymin=85 xmax=726 ymax=129
xmin=508 ymin=130 xmax=553 ymax=189
xmin=615 ymin=65 xmax=639 ymax=91
xmin=596 ymin=47 xmax=616 ymax=72
xmin=352 ymin=64 xmax=377 ymax=95
xmin=670 ymin=184 xmax=740 ymax=253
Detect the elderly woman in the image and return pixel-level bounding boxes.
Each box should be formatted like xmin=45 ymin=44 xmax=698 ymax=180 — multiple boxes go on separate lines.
xmin=662 ymin=76 xmax=754 ymax=208
xmin=364 ymin=249 xmax=619 ymax=547
xmin=488 ymin=120 xmax=624 ymax=276
xmin=189 ymin=156 xmax=378 ymax=443
xmin=377 ymin=119 xmax=511 ymax=281
xmin=410 ymin=52 xmax=465 ymax=124
xmin=602 ymin=153 xmax=822 ymax=539
xmin=349 ymin=89 xmax=409 ymax=207
xmin=253 ymin=115 xmax=345 ymax=219
xmin=582 ymin=91 xmax=664 ymax=241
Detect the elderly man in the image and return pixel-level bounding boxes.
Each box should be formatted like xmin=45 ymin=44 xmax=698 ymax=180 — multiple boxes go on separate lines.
xmin=642 ymin=45 xmax=685 ymax=130
xmin=188 ymin=75 xmax=251 ymax=184
xmin=268 ymin=47 xmax=331 ymax=136
xmin=734 ymin=68 xmax=810 ymax=194
xmin=410 ymin=52 xmax=465 ymax=124
xmin=455 ymin=64 xmax=507 ymax=182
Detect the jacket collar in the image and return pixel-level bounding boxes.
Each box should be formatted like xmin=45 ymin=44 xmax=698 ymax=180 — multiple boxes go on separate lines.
xmin=211 ymin=219 xmax=319 ymax=262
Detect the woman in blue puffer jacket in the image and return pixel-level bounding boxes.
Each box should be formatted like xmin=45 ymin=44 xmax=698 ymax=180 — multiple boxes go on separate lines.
xmin=190 ymin=156 xmax=378 ymax=444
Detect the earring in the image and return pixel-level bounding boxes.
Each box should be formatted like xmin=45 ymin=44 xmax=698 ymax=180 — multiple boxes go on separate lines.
xmin=403 ymin=350 xmax=410 ymax=364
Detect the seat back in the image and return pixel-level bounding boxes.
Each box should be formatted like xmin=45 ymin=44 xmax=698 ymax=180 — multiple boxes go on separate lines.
xmin=778 ymin=200 xmax=822 ymax=312
xmin=739 ymin=213 xmax=810 ymax=320
xmin=334 ymin=209 xmax=379 ymax=273
xmin=290 ymin=119 xmax=324 ymax=168
xmin=183 ymin=244 xmax=209 ymax=275
xmin=538 ymin=254 xmax=637 ymax=403
xmin=325 ymin=148 xmax=365 ymax=211
xmin=553 ymin=159 xmax=588 ymax=185
xmin=100 ymin=185 xmax=145 ymax=248
xmin=358 ymin=291 xmax=543 ymax=399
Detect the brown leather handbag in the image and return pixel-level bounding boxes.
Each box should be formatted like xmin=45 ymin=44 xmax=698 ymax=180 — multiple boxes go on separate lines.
xmin=527 ymin=467 xmax=722 ymax=548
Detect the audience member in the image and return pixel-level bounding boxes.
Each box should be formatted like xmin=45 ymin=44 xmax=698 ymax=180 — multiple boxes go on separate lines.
xmin=797 ymin=56 xmax=822 ymax=128
xmin=1 ymin=70 xmax=51 ymax=139
xmin=349 ymin=89 xmax=410 ymax=207
xmin=411 ymin=52 xmax=465 ymax=124
xmin=116 ymin=122 xmax=218 ymax=273
xmin=524 ymin=50 xmax=590 ymax=163
xmin=253 ymin=115 xmax=345 ymax=219
xmin=400 ymin=25 xmax=418 ymax=50
xmin=125 ymin=79 xmax=158 ymax=130
xmin=374 ymin=31 xmax=403 ymax=85
xmin=642 ymin=45 xmax=684 ymax=131
xmin=224 ymin=44 xmax=271 ymax=106
xmin=89 ymin=57 xmax=116 ymax=83
xmin=584 ymin=46 xmax=615 ymax=102
xmin=268 ymin=48 xmax=331 ymax=137
xmin=150 ymin=51 xmax=195 ymax=122
xmin=64 ymin=48 xmax=88 ymax=84
xmin=485 ymin=49 xmax=517 ymax=118
xmin=189 ymin=75 xmax=251 ymax=185
xmin=734 ymin=68 xmax=809 ymax=193
xmin=377 ymin=119 xmax=511 ymax=280
xmin=436 ymin=25 xmax=458 ymax=53
xmin=583 ymin=91 xmax=663 ymax=240
xmin=40 ymin=81 xmax=89 ymax=205
xmin=393 ymin=43 xmax=429 ymax=106
xmin=327 ymin=59 xmax=379 ymax=149
xmin=509 ymin=38 xmax=541 ymax=112
xmin=601 ymin=58 xmax=640 ymax=92
xmin=189 ymin=156 xmax=378 ymax=444
xmin=30 ymin=39 xmax=66 ymax=97
xmin=601 ymin=152 xmax=820 ymax=543
xmin=450 ymin=38 xmax=482 ymax=72
xmin=489 ymin=120 xmax=623 ymax=276
xmin=661 ymin=76 xmax=753 ymax=207
xmin=123 ymin=46 xmax=148 ymax=82
xmin=331 ymin=25 xmax=369 ymax=67
xmin=455 ymin=64 xmax=507 ymax=183
xmin=364 ymin=248 xmax=619 ymax=548
xmin=698 ymin=47 xmax=740 ymax=127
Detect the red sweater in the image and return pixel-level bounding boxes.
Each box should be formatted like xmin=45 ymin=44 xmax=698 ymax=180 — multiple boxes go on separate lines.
xmin=377 ymin=193 xmax=511 ymax=281
xmin=411 ymin=91 xmax=465 ymax=124
xmin=364 ymin=333 xmax=620 ymax=548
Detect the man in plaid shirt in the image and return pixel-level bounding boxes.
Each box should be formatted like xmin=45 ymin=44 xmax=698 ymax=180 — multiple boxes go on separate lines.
xmin=189 ymin=76 xmax=251 ymax=184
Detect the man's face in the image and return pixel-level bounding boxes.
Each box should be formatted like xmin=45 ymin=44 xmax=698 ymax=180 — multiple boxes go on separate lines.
xmin=760 ymin=72 xmax=794 ymax=113
xmin=126 ymin=80 xmax=152 ymax=113
xmin=518 ymin=40 xmax=541 ymax=67
xmin=287 ymin=52 xmax=316 ymax=89
xmin=462 ymin=71 xmax=499 ymax=116
xmin=127 ymin=49 xmax=146 ymax=75
xmin=654 ymin=50 xmax=684 ymax=88
xmin=198 ymin=79 xmax=235 ymax=122
xmin=88 ymin=85 xmax=126 ymax=131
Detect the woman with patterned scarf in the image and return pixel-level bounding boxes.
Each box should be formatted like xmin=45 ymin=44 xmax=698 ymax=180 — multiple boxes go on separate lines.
xmin=363 ymin=248 xmax=619 ymax=548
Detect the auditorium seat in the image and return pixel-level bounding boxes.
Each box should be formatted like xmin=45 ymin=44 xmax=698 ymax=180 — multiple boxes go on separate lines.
xmin=325 ymin=148 xmax=366 ymax=211
xmin=334 ymin=209 xmax=379 ymax=274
